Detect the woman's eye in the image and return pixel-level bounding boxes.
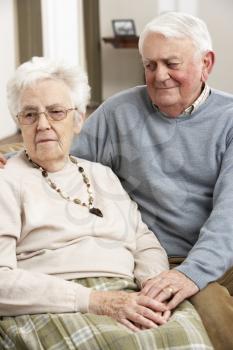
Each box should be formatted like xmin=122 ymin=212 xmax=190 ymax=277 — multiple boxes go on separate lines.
xmin=50 ymin=109 xmax=64 ymax=115
xmin=48 ymin=109 xmax=66 ymax=120
xmin=25 ymin=112 xmax=37 ymax=118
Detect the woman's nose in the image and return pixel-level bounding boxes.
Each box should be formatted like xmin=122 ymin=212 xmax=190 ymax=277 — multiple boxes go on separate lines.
xmin=36 ymin=112 xmax=51 ymax=130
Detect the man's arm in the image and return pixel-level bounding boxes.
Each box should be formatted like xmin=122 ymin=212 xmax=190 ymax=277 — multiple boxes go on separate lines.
xmin=142 ymin=132 xmax=233 ymax=308
xmin=71 ymin=104 xmax=113 ymax=167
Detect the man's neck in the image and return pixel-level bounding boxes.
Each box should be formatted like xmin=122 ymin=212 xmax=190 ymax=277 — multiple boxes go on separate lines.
xmin=153 ymin=84 xmax=210 ymax=118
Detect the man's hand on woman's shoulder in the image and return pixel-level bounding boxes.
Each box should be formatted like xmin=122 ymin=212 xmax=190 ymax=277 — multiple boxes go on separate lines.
xmin=0 ymin=153 xmax=6 ymax=168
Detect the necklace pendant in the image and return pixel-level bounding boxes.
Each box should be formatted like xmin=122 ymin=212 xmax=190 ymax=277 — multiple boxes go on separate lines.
xmin=89 ymin=207 xmax=103 ymax=218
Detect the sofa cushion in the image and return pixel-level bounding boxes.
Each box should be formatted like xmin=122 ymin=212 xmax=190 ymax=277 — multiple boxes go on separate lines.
xmin=0 ymin=142 xmax=23 ymax=154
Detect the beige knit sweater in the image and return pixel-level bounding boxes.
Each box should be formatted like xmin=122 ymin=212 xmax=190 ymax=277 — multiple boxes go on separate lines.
xmin=0 ymin=152 xmax=169 ymax=316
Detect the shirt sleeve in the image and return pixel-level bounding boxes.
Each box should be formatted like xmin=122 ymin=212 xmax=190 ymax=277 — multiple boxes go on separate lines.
xmin=0 ymin=173 xmax=91 ymax=316
xmin=176 ymin=133 xmax=233 ymax=289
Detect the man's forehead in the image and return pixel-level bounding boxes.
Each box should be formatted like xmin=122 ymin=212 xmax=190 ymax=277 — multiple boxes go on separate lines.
xmin=141 ymin=34 xmax=194 ymax=59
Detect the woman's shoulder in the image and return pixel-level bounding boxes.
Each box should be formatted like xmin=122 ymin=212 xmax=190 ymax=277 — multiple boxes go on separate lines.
xmin=75 ymin=157 xmax=126 ymax=193
xmin=0 ymin=151 xmax=31 ymax=180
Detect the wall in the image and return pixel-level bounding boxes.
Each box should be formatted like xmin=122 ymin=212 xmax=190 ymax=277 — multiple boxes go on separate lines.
xmin=41 ymin=0 xmax=84 ymax=67
xmin=0 ymin=0 xmax=18 ymax=140
xmin=198 ymin=0 xmax=233 ymax=93
xmin=100 ymin=0 xmax=233 ymax=100
xmin=1 ymin=0 xmax=233 ymax=140
xmin=99 ymin=0 xmax=158 ymax=100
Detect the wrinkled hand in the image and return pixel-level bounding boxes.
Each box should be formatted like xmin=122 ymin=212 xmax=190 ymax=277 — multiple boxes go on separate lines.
xmin=0 ymin=153 xmax=6 ymax=168
xmin=89 ymin=290 xmax=170 ymax=332
xmin=141 ymin=270 xmax=199 ymax=310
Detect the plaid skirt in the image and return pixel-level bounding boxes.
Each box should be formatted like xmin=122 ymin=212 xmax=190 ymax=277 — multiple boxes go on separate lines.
xmin=0 ymin=277 xmax=213 ymax=350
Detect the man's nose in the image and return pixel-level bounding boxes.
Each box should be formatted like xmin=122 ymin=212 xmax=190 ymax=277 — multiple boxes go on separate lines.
xmin=154 ymin=65 xmax=169 ymax=82
xmin=36 ymin=113 xmax=51 ymax=130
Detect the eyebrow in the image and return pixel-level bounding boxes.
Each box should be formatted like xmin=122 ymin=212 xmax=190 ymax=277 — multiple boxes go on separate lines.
xmin=21 ymin=105 xmax=39 ymax=111
xmin=143 ymin=55 xmax=181 ymax=62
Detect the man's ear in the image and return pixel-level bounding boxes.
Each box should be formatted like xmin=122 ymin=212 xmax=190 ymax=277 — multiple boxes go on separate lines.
xmin=201 ymin=51 xmax=215 ymax=82
xmin=74 ymin=112 xmax=85 ymax=134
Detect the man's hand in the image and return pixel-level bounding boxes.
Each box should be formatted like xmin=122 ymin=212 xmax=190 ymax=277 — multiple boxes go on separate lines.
xmin=140 ymin=270 xmax=199 ymax=310
xmin=0 ymin=153 xmax=6 ymax=168
xmin=89 ymin=290 xmax=170 ymax=332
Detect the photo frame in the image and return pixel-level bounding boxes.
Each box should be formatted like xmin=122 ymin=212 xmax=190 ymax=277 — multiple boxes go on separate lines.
xmin=112 ymin=19 xmax=136 ymax=36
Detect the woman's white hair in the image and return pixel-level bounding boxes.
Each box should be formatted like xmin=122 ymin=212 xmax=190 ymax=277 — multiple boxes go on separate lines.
xmin=7 ymin=56 xmax=90 ymax=122
xmin=138 ymin=11 xmax=213 ymax=55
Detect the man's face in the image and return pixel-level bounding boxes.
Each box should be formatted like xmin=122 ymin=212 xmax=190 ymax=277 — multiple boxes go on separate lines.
xmin=141 ymin=32 xmax=212 ymax=117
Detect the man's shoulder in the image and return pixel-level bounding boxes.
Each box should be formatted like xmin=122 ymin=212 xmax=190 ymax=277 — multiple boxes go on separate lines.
xmin=211 ymin=88 xmax=233 ymax=105
xmin=102 ymin=85 xmax=149 ymax=108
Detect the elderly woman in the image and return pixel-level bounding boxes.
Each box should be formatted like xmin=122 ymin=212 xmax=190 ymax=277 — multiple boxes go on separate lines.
xmin=0 ymin=57 xmax=212 ymax=349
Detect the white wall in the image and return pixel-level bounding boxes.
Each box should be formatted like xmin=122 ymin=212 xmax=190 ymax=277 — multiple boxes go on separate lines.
xmin=100 ymin=0 xmax=158 ymax=100
xmin=41 ymin=0 xmax=85 ymax=67
xmin=1 ymin=0 xmax=233 ymax=141
xmin=100 ymin=0 xmax=233 ymax=100
xmin=0 ymin=0 xmax=18 ymax=140
xmin=199 ymin=0 xmax=233 ymax=93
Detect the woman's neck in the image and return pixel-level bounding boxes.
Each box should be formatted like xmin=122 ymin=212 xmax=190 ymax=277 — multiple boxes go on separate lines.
xmin=25 ymin=152 xmax=69 ymax=172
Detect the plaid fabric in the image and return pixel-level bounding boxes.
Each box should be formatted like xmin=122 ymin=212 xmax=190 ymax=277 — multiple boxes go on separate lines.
xmin=0 ymin=277 xmax=213 ymax=350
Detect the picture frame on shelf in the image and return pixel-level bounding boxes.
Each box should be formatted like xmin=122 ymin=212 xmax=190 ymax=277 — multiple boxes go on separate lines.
xmin=112 ymin=19 xmax=136 ymax=36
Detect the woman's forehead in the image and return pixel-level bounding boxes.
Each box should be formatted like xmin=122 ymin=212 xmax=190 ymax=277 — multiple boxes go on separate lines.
xmin=19 ymin=79 xmax=72 ymax=106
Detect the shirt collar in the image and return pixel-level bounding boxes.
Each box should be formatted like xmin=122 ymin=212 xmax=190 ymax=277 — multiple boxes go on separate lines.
xmin=152 ymin=84 xmax=210 ymax=116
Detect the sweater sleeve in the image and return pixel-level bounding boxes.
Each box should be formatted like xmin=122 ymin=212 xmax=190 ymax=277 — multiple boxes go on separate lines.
xmin=71 ymin=104 xmax=113 ymax=167
xmin=127 ymin=200 xmax=169 ymax=288
xmin=176 ymin=132 xmax=233 ymax=289
xmin=0 ymin=173 xmax=91 ymax=316
xmin=133 ymin=205 xmax=169 ymax=287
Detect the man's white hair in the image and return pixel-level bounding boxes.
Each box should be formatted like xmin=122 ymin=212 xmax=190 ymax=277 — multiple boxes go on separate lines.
xmin=138 ymin=11 xmax=213 ymax=55
xmin=7 ymin=56 xmax=90 ymax=122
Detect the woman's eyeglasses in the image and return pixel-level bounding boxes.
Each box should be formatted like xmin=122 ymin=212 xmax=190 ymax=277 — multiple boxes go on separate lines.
xmin=17 ymin=107 xmax=77 ymax=125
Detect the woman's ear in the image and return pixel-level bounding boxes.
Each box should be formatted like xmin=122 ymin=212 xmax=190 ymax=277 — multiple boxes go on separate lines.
xmin=74 ymin=112 xmax=85 ymax=134
xmin=201 ymin=51 xmax=215 ymax=82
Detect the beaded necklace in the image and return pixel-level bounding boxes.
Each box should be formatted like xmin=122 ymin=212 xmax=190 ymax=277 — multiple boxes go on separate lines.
xmin=25 ymin=151 xmax=103 ymax=217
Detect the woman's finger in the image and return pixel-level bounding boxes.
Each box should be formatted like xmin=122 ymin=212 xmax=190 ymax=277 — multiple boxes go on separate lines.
xmin=120 ymin=318 xmax=141 ymax=332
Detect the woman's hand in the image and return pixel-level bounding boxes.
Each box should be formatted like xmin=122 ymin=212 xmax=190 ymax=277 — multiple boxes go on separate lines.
xmin=89 ymin=290 xmax=170 ymax=332
xmin=0 ymin=153 xmax=6 ymax=168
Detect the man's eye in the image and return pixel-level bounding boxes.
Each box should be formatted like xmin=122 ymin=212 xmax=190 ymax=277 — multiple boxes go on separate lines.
xmin=167 ymin=63 xmax=179 ymax=68
xmin=144 ymin=62 xmax=156 ymax=71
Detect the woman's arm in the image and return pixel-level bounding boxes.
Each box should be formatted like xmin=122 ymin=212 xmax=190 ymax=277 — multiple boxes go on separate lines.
xmin=0 ymin=267 xmax=91 ymax=316
xmin=0 ymin=172 xmax=91 ymax=316
xmin=132 ymin=202 xmax=169 ymax=287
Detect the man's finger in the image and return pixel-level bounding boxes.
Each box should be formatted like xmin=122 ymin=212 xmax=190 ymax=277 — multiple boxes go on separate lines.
xmin=167 ymin=292 xmax=184 ymax=309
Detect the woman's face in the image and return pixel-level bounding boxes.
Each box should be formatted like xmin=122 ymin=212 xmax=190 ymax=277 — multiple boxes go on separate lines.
xmin=19 ymin=79 xmax=77 ymax=169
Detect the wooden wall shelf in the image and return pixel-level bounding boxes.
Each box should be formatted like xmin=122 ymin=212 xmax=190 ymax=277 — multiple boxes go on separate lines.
xmin=102 ymin=36 xmax=139 ymax=48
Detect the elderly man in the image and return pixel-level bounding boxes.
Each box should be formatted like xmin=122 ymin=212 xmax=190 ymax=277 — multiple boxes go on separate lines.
xmin=0 ymin=11 xmax=233 ymax=349
xmin=70 ymin=12 xmax=233 ymax=350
